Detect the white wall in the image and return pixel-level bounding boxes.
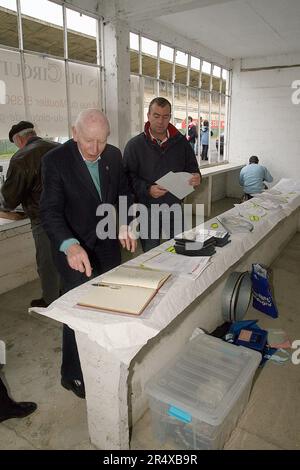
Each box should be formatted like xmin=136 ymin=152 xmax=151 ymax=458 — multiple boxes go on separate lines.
xmin=229 ymin=57 xmax=300 ymax=184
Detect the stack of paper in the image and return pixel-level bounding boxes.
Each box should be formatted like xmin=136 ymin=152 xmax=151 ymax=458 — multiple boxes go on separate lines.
xmin=141 ymin=251 xmax=211 ymax=280
xmin=218 ymin=215 xmax=254 ymax=233
xmin=235 ymin=202 xmax=267 ymax=220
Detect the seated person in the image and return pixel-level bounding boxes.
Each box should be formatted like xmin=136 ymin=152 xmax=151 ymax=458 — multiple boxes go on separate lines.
xmin=0 ymin=375 xmax=37 ymax=423
xmin=239 ymin=155 xmax=273 ymax=200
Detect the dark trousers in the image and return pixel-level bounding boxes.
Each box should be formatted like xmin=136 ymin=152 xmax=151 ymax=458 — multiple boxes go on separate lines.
xmin=0 ymin=377 xmax=12 ymax=413
xmin=31 ymin=222 xmax=60 ymax=305
xmin=54 ymin=240 xmax=121 ymax=382
xmin=201 ymin=145 xmax=208 ymax=160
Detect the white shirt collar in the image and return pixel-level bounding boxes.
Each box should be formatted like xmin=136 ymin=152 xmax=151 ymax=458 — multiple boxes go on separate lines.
xmin=78 ymin=146 xmax=101 ymax=163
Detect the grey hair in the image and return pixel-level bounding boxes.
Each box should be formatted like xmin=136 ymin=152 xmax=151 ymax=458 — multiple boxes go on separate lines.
xmin=13 ymin=128 xmax=36 ymax=143
xmin=74 ymin=108 xmax=110 ymax=134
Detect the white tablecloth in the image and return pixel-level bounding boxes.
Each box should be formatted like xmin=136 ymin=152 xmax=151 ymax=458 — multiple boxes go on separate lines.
xmin=32 ymin=179 xmax=300 ymax=365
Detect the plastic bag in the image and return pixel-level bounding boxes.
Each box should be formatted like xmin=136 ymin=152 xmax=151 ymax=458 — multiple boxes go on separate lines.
xmin=251 ymin=264 xmax=278 ymax=318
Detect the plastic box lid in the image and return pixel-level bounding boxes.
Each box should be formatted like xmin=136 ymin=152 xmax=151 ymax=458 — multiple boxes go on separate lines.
xmin=146 ymin=333 xmax=261 ymax=426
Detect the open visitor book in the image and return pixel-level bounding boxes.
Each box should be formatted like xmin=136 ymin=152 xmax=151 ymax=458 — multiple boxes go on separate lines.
xmin=77 ymin=266 xmax=171 ymax=316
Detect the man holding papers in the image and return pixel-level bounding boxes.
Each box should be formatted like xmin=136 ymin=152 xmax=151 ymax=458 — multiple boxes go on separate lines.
xmin=124 ymin=97 xmax=201 ymax=252
xmin=40 ymin=109 xmax=136 ymax=399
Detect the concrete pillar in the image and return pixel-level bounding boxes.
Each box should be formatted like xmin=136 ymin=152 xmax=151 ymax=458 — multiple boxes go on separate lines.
xmin=75 ymin=330 xmax=130 ymax=450
xmin=103 ymin=16 xmax=131 ymax=152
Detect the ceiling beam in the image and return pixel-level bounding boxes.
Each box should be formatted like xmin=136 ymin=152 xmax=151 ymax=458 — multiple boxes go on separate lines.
xmin=116 ymin=0 xmax=233 ymax=22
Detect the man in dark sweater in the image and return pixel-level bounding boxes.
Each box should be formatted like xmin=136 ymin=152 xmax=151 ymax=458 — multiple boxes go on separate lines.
xmin=0 ymin=121 xmax=60 ymax=308
xmin=123 ymin=97 xmax=201 ymax=252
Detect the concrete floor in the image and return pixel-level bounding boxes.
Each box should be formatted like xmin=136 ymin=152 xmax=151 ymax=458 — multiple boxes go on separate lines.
xmin=0 ymin=198 xmax=299 ymax=450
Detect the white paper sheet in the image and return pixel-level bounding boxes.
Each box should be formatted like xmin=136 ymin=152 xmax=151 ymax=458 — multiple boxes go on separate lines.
xmin=139 ymin=251 xmax=211 ymax=280
xmin=155 ymin=171 xmax=195 ymax=199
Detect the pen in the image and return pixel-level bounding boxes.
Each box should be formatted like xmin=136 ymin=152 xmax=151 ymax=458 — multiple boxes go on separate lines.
xmin=91 ymin=283 xmax=121 ymax=289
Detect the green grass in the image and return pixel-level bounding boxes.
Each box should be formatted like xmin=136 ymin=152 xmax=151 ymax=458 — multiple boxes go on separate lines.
xmin=0 ymin=153 xmax=14 ymax=160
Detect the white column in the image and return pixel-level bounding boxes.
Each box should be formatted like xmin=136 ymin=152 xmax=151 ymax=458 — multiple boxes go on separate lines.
xmin=75 ymin=330 xmax=130 ymax=450
xmin=103 ymin=18 xmax=131 ymax=152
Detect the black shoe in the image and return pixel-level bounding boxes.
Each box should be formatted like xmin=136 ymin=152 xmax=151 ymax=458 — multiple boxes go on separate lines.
xmin=61 ymin=378 xmax=85 ymax=399
xmin=30 ymin=298 xmax=49 ymax=308
xmin=0 ymin=401 xmax=37 ymax=423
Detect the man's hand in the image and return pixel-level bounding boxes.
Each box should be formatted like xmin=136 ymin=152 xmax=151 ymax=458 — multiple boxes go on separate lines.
xmin=66 ymin=244 xmax=92 ymax=277
xmin=118 ymin=225 xmax=137 ymax=253
xmin=149 ymin=184 xmax=168 ymax=198
xmin=189 ymin=173 xmax=201 ymax=187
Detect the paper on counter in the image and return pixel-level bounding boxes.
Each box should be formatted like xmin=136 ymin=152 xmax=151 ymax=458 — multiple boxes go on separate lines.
xmin=140 ymin=251 xmax=211 ymax=280
xmin=155 ymin=171 xmax=195 ymax=199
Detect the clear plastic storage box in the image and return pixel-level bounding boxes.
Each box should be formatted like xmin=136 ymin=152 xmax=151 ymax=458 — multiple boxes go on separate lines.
xmin=145 ymin=333 xmax=261 ymax=450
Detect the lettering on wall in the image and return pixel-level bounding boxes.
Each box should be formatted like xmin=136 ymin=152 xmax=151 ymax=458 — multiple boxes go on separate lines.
xmin=291 ymin=79 xmax=300 ymax=105
xmin=0 ymin=51 xmax=101 ymax=138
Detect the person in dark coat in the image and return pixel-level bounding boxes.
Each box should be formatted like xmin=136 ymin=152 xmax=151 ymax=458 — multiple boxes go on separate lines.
xmin=123 ymin=97 xmax=201 ymax=252
xmin=40 ymin=109 xmax=136 ymax=398
xmin=0 ymin=121 xmax=60 ymax=308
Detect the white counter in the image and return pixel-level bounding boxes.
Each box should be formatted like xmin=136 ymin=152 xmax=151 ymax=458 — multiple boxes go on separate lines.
xmin=33 ymin=183 xmax=300 ymax=449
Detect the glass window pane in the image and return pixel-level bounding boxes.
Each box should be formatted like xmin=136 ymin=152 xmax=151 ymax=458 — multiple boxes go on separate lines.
xmin=174 ymin=84 xmax=186 ymax=129
xmin=222 ymin=69 xmax=228 ymax=80
xmin=67 ymin=9 xmax=97 ymax=63
xmin=21 ymin=0 xmax=64 ymax=56
xmin=130 ymin=32 xmax=139 ymax=51
xmin=143 ymin=76 xmax=157 ymax=124
xmin=190 ymin=69 xmax=199 ymax=88
xmin=130 ymin=74 xmax=142 ymax=137
xmin=0 ymin=140 xmax=17 ymax=168
xmin=175 ymin=50 xmax=188 ymax=67
xmin=160 ymin=60 xmax=173 ymax=82
xmin=21 ymin=0 xmax=62 ymax=26
xmin=66 ymin=9 xmax=96 ymax=36
xmin=0 ymin=0 xmax=16 ymax=9
xmin=219 ymin=114 xmax=226 ymax=161
xmin=160 ymin=44 xmax=173 ymax=62
xmin=175 ymin=50 xmax=187 ymax=85
xmin=130 ymin=50 xmax=139 ymax=74
xmin=159 ymin=80 xmax=172 ymax=101
xmin=0 ymin=49 xmax=25 ymax=140
xmin=160 ymin=45 xmax=173 ymax=81
xmin=0 ymin=0 xmax=18 ymax=48
xmin=23 ymin=53 xmax=68 ymax=137
xmin=191 ymin=56 xmax=200 ymax=71
xmin=212 ymin=65 xmax=221 ymax=91
xmin=187 ymin=88 xmax=200 ymax=157
xmin=141 ymin=37 xmax=157 ymax=57
xmin=175 ymin=64 xmax=187 ymax=85
xmin=141 ymin=37 xmax=157 ymax=78
xmin=212 ymin=65 xmax=221 ymax=78
xmin=222 ymin=69 xmax=229 ymax=94
xmin=202 ymin=61 xmax=211 ymax=75
xmin=142 ymin=54 xmax=157 ymax=78
xmin=69 ymin=62 xmax=101 ymax=125
xmin=201 ymin=72 xmax=210 ymax=91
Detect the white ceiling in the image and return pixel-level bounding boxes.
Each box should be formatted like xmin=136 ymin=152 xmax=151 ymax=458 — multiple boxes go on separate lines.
xmin=154 ymin=0 xmax=300 ymax=59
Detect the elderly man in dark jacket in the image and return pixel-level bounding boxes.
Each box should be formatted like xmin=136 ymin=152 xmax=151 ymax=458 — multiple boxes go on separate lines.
xmin=40 ymin=109 xmax=136 ymax=399
xmin=123 ymin=97 xmax=201 ymax=252
xmin=0 ymin=121 xmax=60 ymax=308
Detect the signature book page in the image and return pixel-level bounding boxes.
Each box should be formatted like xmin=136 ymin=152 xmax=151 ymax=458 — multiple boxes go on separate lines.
xmin=77 ymin=266 xmax=171 ymax=316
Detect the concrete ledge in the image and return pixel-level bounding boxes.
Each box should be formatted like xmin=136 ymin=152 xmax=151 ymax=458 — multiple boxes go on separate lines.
xmin=129 ymin=209 xmax=300 ymax=430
